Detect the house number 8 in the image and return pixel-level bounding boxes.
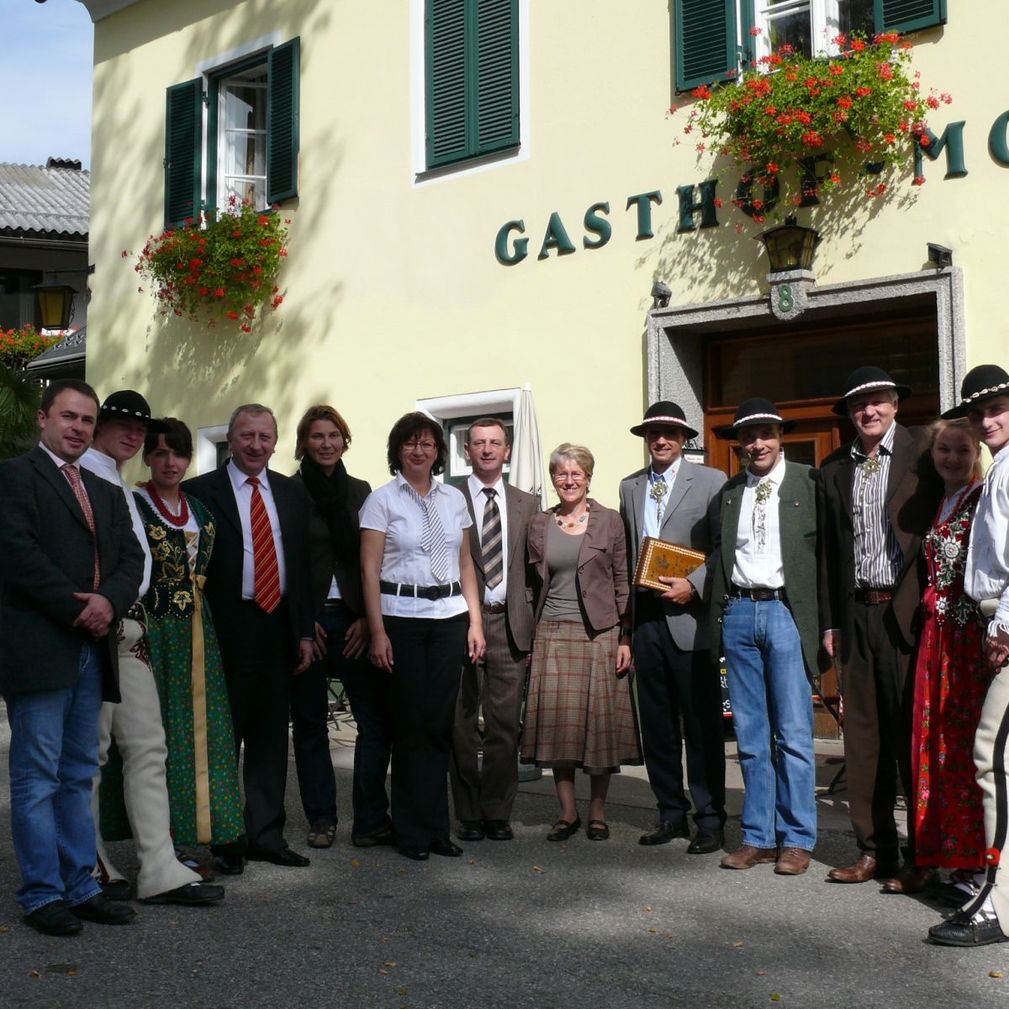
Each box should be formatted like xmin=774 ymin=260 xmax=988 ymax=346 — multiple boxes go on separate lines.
xmin=778 ymin=284 xmax=794 ymax=313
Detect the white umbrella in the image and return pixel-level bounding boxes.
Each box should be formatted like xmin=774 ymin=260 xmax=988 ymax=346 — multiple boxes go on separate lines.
xmin=510 ymin=383 xmax=548 ymax=509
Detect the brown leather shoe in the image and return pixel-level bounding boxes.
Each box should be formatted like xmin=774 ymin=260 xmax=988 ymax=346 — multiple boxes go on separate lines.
xmin=827 ymin=853 xmax=899 ymax=883
xmin=882 ymin=865 xmax=938 ymax=894
xmin=775 ymin=847 xmax=812 ymax=875
xmin=720 ymin=845 xmax=778 ymax=870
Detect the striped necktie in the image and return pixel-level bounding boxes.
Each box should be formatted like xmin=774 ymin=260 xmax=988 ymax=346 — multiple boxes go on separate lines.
xmin=62 ymin=463 xmax=100 ymax=590
xmin=481 ymin=487 xmax=503 ymax=589
xmin=411 ymin=487 xmax=449 ymax=583
xmin=247 ymin=476 xmax=281 ymax=613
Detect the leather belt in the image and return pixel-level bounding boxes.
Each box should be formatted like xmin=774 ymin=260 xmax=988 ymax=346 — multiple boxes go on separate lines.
xmin=731 ymin=586 xmax=787 ymax=602
xmin=380 ymin=579 xmax=462 ymax=601
xmin=481 ymin=602 xmax=507 ymax=614
xmin=854 ymin=586 xmax=894 ymax=605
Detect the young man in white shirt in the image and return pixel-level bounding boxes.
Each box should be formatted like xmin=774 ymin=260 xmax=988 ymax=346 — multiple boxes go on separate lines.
xmin=930 ymin=364 xmax=1009 ymax=947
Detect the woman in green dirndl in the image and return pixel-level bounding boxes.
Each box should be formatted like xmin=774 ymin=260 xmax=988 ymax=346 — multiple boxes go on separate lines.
xmin=135 ymin=418 xmax=243 ymax=850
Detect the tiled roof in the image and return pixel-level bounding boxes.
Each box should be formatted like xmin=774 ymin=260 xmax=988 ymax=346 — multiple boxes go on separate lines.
xmin=26 ymin=327 xmax=88 ymax=372
xmin=0 ymin=160 xmax=89 ymax=238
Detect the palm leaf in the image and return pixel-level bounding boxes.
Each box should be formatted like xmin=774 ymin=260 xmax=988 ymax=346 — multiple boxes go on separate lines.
xmin=0 ymin=364 xmax=41 ymax=460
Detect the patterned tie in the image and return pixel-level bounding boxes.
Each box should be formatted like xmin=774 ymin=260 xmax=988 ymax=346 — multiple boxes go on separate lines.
xmin=247 ymin=476 xmax=281 ymax=613
xmin=481 ymin=487 xmax=503 ymax=589
xmin=418 ymin=491 xmax=450 ymax=583
xmin=62 ymin=463 xmax=100 ymax=590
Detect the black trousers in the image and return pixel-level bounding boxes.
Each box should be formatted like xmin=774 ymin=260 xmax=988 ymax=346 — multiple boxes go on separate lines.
xmin=633 ymin=594 xmax=726 ymax=830
xmin=385 ymin=613 xmax=468 ymax=850
xmin=842 ymin=599 xmax=915 ymax=861
xmin=220 ymin=600 xmax=294 ymax=854
xmin=290 ymin=641 xmax=339 ymax=828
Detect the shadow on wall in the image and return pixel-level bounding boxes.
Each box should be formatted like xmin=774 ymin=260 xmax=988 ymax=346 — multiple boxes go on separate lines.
xmin=90 ymin=0 xmax=346 ymax=442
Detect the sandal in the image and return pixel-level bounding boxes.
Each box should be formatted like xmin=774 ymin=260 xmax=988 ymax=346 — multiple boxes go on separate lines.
xmin=307 ymin=821 xmax=337 ymax=849
xmin=586 ymin=819 xmax=610 ymax=841
xmin=547 ymin=817 xmax=581 ymax=842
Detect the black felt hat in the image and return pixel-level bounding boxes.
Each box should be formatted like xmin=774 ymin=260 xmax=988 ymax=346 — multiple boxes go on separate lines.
xmin=941 ymin=364 xmax=1009 ymax=419
xmin=630 ymin=401 xmax=699 ymax=440
xmin=715 ymin=398 xmax=797 ymax=438
xmin=99 ymin=390 xmax=171 ymax=433
xmin=831 ymin=366 xmax=912 ymax=416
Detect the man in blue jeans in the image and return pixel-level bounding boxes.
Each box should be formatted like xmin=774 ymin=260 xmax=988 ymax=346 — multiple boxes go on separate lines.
xmin=0 ymin=380 xmax=144 ymax=935
xmin=707 ymin=399 xmax=827 ymax=875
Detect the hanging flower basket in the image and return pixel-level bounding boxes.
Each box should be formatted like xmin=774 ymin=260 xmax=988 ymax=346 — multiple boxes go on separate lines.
xmin=0 ymin=325 xmax=60 ymax=371
xmin=133 ymin=196 xmax=289 ymax=331
xmin=680 ymin=31 xmax=952 ymax=216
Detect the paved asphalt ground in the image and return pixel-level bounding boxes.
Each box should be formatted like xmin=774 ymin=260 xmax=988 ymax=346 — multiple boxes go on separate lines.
xmin=2 ymin=711 xmax=1008 ymax=1009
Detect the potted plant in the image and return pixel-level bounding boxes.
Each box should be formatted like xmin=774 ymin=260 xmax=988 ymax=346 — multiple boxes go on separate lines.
xmin=134 ymin=196 xmax=290 ymax=331
xmin=0 ymin=324 xmax=60 ymax=372
xmin=680 ymin=31 xmax=952 ymax=218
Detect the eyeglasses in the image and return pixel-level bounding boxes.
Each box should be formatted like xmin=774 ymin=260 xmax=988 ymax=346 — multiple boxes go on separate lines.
xmin=403 ymin=440 xmax=437 ymax=453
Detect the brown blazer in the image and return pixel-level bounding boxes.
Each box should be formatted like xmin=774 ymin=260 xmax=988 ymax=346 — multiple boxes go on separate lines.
xmin=819 ymin=422 xmax=942 ymax=659
xmin=461 ymin=481 xmax=538 ymax=652
xmin=528 ymin=500 xmax=629 ymax=633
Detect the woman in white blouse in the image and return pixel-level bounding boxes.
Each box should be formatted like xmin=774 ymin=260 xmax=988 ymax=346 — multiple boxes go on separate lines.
xmin=360 ymin=412 xmax=485 ymax=861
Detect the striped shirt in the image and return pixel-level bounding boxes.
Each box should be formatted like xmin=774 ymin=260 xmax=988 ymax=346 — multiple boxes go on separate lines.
xmin=850 ymin=421 xmax=903 ymax=588
xmin=964 ymin=441 xmax=1009 ymax=636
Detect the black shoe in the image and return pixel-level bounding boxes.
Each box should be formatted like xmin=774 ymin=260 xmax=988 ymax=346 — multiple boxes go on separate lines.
xmin=483 ymin=820 xmax=514 ymax=841
xmin=142 ymin=882 xmax=225 ymax=906
xmin=398 ymin=845 xmax=430 ymax=861
xmin=638 ymin=821 xmax=689 ymax=846
xmin=23 ymin=901 xmax=82 ymax=936
xmin=246 ymin=845 xmax=310 ymax=867
xmin=101 ymin=878 xmax=132 ymax=901
xmin=69 ymin=893 xmax=136 ymax=925
xmin=352 ymin=827 xmax=396 ymax=848
xmin=687 ymin=827 xmax=725 ymax=854
xmin=430 ymin=838 xmax=464 ymax=857
xmin=929 ymin=911 xmax=1009 ymax=947
xmin=547 ymin=817 xmax=582 ymax=842
xmin=457 ymin=820 xmax=486 ymax=841
xmin=213 ymin=853 xmax=245 ymax=875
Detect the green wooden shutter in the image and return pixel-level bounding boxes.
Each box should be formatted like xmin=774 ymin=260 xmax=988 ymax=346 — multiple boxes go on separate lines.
xmin=475 ymin=0 xmax=519 ymax=156
xmin=875 ymin=0 xmax=947 ymax=33
xmin=267 ymin=37 xmax=300 ymax=205
xmin=426 ymin=0 xmax=518 ymax=169
xmin=164 ymin=78 xmax=203 ymax=228
xmin=675 ymin=0 xmax=738 ymax=92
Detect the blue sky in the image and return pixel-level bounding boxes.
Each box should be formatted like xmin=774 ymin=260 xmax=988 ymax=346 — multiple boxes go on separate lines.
xmin=2 ymin=0 xmax=94 ymax=167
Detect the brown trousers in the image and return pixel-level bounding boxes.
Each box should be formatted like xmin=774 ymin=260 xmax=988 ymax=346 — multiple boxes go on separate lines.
xmin=449 ymin=610 xmax=528 ymax=822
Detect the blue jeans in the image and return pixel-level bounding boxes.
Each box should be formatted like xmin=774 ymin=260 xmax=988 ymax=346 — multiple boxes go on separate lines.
xmin=722 ymin=597 xmax=816 ymax=851
xmin=6 ymin=643 xmax=104 ymax=913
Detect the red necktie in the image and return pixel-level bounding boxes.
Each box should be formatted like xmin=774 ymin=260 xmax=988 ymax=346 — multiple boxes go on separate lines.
xmin=247 ymin=476 xmax=281 ymax=613
xmin=62 ymin=463 xmax=100 ymax=590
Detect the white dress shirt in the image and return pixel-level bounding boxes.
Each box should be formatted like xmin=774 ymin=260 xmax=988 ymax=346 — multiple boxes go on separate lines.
xmin=965 ymin=442 xmax=1009 ymax=637
xmin=642 ymin=460 xmax=681 ymax=540
xmin=226 ymin=460 xmax=288 ymax=601
xmin=731 ymin=454 xmax=786 ymax=590
xmin=468 ymin=472 xmax=508 ymax=606
xmin=80 ymin=447 xmax=152 ymax=599
xmin=359 ymin=474 xmax=472 ymax=619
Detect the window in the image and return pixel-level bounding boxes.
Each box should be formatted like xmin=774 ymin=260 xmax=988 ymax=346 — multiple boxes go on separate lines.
xmin=425 ymin=0 xmax=520 ymax=169
xmin=444 ymin=413 xmax=514 ymax=487
xmin=674 ymin=0 xmax=946 ymax=91
xmin=164 ymin=38 xmax=300 ymax=227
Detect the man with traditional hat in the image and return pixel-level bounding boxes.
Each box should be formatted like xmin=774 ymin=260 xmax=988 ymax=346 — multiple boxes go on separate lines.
xmin=930 ymin=364 xmax=1009 ymax=947
xmin=619 ymin=401 xmax=727 ymax=853
xmin=709 ymin=399 xmax=826 ymax=876
xmin=83 ymin=390 xmax=224 ymax=907
xmin=819 ymin=367 xmax=941 ymax=891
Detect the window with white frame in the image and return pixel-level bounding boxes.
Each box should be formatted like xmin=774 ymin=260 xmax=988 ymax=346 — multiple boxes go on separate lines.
xmin=217 ymin=63 xmax=269 ymax=209
xmin=751 ymin=0 xmax=875 ymax=59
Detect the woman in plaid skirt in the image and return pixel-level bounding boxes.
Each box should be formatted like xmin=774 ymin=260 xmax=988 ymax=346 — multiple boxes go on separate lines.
xmin=522 ymin=444 xmax=642 ymax=841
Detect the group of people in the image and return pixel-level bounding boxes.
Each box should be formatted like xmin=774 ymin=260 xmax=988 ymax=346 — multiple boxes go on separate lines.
xmin=1 ymin=360 xmax=1007 ymax=951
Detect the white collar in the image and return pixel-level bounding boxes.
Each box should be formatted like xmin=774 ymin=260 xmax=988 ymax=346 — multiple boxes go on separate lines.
xmin=228 ymin=458 xmax=271 ymax=491
xmin=396 ymin=471 xmax=445 ymax=499
xmin=746 ymin=453 xmax=786 ymax=487
xmin=81 ymin=446 xmax=121 ymax=480
xmin=468 ymin=472 xmax=506 ymax=498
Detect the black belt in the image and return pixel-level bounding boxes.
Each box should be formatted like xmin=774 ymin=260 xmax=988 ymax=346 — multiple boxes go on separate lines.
xmin=854 ymin=586 xmax=894 ymax=605
xmin=731 ymin=586 xmax=787 ymax=602
xmin=482 ymin=602 xmax=507 ymax=614
xmin=380 ymin=579 xmax=462 ymax=601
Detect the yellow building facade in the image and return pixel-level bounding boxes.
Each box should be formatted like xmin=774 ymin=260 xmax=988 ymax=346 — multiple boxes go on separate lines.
xmin=78 ymin=0 xmax=1000 ymax=501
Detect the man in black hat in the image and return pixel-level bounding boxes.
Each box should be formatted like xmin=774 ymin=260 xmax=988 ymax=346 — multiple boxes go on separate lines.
xmin=930 ymin=364 xmax=1009 ymax=947
xmin=709 ymin=399 xmax=826 ymax=876
xmin=619 ymin=401 xmax=727 ymax=852
xmin=819 ymin=367 xmax=941 ymax=890
xmin=83 ymin=390 xmax=224 ymax=907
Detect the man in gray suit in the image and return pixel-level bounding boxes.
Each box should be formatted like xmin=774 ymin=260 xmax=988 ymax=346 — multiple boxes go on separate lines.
xmin=450 ymin=418 xmax=538 ymax=841
xmin=619 ymin=401 xmax=726 ymax=852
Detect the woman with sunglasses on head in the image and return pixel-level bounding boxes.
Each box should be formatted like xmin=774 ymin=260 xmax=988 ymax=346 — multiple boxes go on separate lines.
xmin=359 ymin=412 xmax=485 ymax=861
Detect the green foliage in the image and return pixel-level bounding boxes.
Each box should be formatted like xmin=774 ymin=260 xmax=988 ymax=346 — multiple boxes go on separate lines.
xmin=681 ymin=31 xmax=952 ymax=214
xmin=0 ymin=364 xmax=42 ymax=460
xmin=134 ymin=196 xmax=289 ymax=330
